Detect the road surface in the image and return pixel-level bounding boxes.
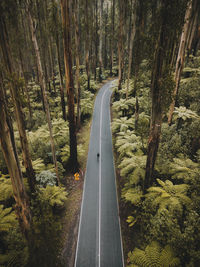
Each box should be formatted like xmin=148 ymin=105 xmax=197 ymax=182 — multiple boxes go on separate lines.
xmin=75 ymin=81 xmax=124 ymax=267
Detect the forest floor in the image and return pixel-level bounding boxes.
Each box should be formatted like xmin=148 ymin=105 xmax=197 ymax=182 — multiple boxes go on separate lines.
xmin=60 ymin=78 xmax=114 ymax=267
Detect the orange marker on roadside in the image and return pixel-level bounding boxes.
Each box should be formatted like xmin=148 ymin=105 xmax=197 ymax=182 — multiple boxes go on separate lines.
xmin=74 ymin=172 xmax=80 ymax=181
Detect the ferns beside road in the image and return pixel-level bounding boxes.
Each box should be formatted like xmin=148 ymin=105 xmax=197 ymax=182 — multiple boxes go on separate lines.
xmin=112 ymin=57 xmax=200 ymax=266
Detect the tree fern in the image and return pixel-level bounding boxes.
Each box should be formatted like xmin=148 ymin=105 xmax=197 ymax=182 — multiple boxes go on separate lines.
xmin=173 ymin=106 xmax=200 ymax=121
xmin=119 ymin=153 xmax=146 ymax=186
xmin=39 ymin=186 xmax=67 ymax=207
xmin=123 ymin=186 xmax=143 ymax=206
xmin=169 ymin=157 xmax=199 ymax=183
xmin=0 ymin=205 xmax=16 ymax=232
xmin=115 ymin=131 xmax=143 ymax=158
xmin=0 ymin=173 xmax=13 ymax=201
xmin=146 ymin=179 xmax=191 ymax=215
xmin=112 ymin=117 xmax=134 ymax=134
xmin=128 ymin=241 xmax=180 ymax=267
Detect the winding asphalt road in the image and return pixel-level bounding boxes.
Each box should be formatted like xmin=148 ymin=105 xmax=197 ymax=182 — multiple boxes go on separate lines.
xmin=75 ymin=81 xmax=124 ymax=267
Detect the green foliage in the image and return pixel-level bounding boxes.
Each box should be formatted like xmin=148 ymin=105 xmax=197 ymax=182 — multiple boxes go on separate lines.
xmin=146 ymin=179 xmax=191 ymax=216
xmin=123 ymin=186 xmax=143 ymax=207
xmin=173 ymin=106 xmax=200 ymax=121
xmin=0 ymin=173 xmax=13 ymax=201
xmin=113 ymin=98 xmax=136 ymax=117
xmin=112 ymin=117 xmax=134 ymax=134
xmin=169 ymin=157 xmax=199 ymax=183
xmin=115 ymin=130 xmax=144 ymax=158
xmin=0 ymin=205 xmax=16 ymax=232
xmin=127 ymin=241 xmax=180 ymax=267
xmin=36 ymin=170 xmax=57 ymax=187
xmin=38 ymin=185 xmax=67 ymax=208
xmin=119 ymin=152 xmax=146 ymax=187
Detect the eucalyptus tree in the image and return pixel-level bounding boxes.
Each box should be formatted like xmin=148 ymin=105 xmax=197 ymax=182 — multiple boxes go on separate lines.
xmin=0 ymin=1 xmax=36 ymax=193
xmin=48 ymin=0 xmax=67 ymax=121
xmin=168 ymin=0 xmax=193 ymax=125
xmin=0 ymin=81 xmax=32 ymax=241
xmin=60 ymin=0 xmax=78 ymax=172
xmin=117 ymin=0 xmax=125 ymax=91
xmin=26 ymin=1 xmax=60 ymax=185
xmin=73 ymin=0 xmax=81 ymax=129
xmin=99 ymin=0 xmax=104 ymax=82
xmin=110 ymin=0 xmax=115 ymax=76
xmin=144 ymin=0 xmax=189 ymax=191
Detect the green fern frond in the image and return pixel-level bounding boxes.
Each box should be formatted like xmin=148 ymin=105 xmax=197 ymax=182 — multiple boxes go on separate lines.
xmin=39 ymin=186 xmax=67 ymax=207
xmin=123 ymin=187 xmax=143 ymax=205
xmin=0 ymin=205 xmax=16 ymax=232
xmin=128 ymin=241 xmax=181 ymax=267
xmin=0 ymin=176 xmax=13 ymax=201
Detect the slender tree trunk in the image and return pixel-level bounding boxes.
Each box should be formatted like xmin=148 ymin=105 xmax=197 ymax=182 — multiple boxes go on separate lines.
xmin=168 ymin=0 xmax=192 ymax=125
xmin=0 ymin=15 xmax=36 ymax=193
xmin=60 ymin=0 xmax=78 ymax=172
xmin=74 ymin=0 xmax=81 ymax=129
xmin=27 ymin=4 xmax=60 ymax=185
xmin=94 ymin=0 xmax=98 ymax=80
xmin=85 ymin=0 xmax=90 ymax=90
xmin=104 ymin=3 xmax=108 ymax=69
xmin=144 ymin=0 xmax=182 ymax=191
xmin=118 ymin=0 xmax=125 ymax=91
xmin=126 ymin=0 xmax=137 ymax=99
xmin=18 ymin=47 xmax=33 ymax=121
xmin=99 ymin=0 xmax=103 ymax=82
xmin=135 ymin=96 xmax=139 ymax=129
xmin=110 ymin=0 xmax=115 ymax=76
xmin=0 ymin=84 xmax=31 ymax=238
xmin=56 ymin=35 xmax=67 ymax=121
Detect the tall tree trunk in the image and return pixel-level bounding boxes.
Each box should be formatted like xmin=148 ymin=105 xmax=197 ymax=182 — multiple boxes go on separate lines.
xmin=110 ymin=0 xmax=115 ymax=76
xmin=168 ymin=0 xmax=192 ymax=125
xmin=0 ymin=84 xmax=31 ymax=239
xmin=99 ymin=0 xmax=103 ymax=82
xmin=118 ymin=0 xmax=125 ymax=90
xmin=18 ymin=47 xmax=33 ymax=121
xmin=56 ymin=35 xmax=67 ymax=121
xmin=0 ymin=15 xmax=36 ymax=194
xmin=104 ymin=3 xmax=108 ymax=69
xmin=60 ymin=0 xmax=78 ymax=172
xmin=27 ymin=4 xmax=60 ymax=185
xmin=144 ymin=0 xmax=185 ymax=191
xmin=85 ymin=0 xmax=90 ymax=90
xmin=74 ymin=0 xmax=81 ymax=129
xmin=94 ymin=0 xmax=98 ymax=80
xmin=126 ymin=0 xmax=137 ymax=99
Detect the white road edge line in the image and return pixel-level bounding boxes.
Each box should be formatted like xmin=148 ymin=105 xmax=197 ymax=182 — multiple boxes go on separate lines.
xmin=109 ymin=86 xmax=125 ymax=267
xmin=74 ymin=95 xmax=97 ymax=267
xmin=99 ymin=87 xmax=108 ymax=267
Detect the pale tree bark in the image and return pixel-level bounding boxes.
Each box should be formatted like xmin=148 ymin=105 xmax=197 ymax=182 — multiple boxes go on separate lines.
xmin=74 ymin=0 xmax=81 ymax=129
xmin=0 ymin=84 xmax=31 ymax=239
xmin=168 ymin=0 xmax=193 ymax=125
xmin=85 ymin=0 xmax=90 ymax=90
xmin=56 ymin=34 xmax=67 ymax=121
xmin=118 ymin=0 xmax=125 ymax=91
xmin=27 ymin=4 xmax=60 ymax=185
xmin=110 ymin=0 xmax=115 ymax=76
xmin=0 ymin=14 xmax=36 ymax=194
xmin=126 ymin=0 xmax=137 ymax=99
xmin=18 ymin=47 xmax=33 ymax=121
xmin=99 ymin=0 xmax=103 ymax=82
xmin=60 ymin=0 xmax=78 ymax=172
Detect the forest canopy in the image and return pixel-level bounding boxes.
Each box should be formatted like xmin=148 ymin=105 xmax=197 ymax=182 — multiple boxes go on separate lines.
xmin=0 ymin=0 xmax=200 ymax=266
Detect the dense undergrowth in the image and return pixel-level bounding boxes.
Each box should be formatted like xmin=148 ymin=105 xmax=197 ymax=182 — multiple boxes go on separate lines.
xmin=112 ymin=55 xmax=200 ymax=267
xmin=0 ymin=69 xmax=111 ymax=266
